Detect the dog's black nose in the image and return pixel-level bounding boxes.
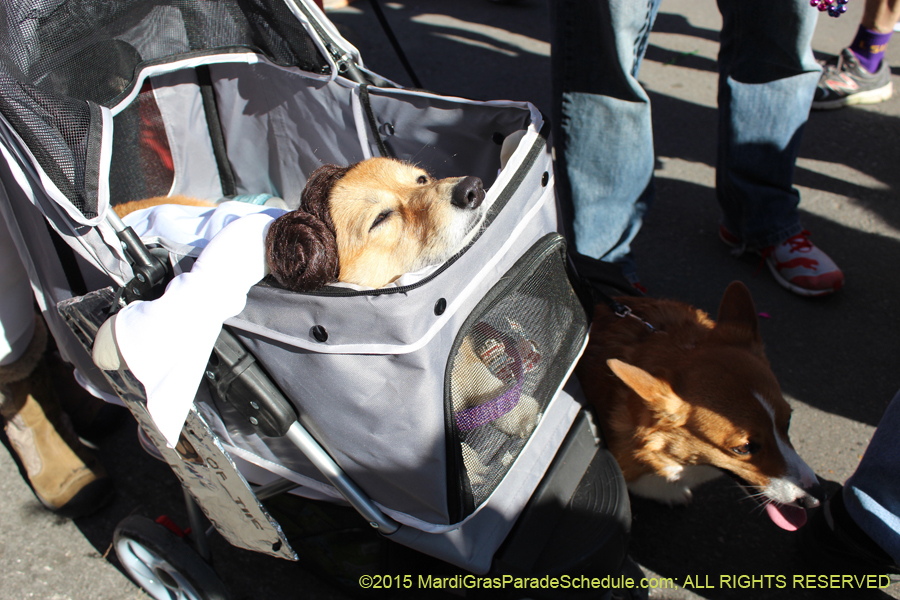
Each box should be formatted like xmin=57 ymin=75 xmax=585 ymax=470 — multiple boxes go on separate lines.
xmin=800 ymin=493 xmax=821 ymax=509
xmin=451 ymin=176 xmax=485 ymax=209
xmin=800 ymin=480 xmax=825 ymax=509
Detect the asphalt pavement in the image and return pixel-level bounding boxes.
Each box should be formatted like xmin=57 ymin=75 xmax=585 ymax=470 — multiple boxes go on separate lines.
xmin=2 ymin=1 xmax=899 ymax=599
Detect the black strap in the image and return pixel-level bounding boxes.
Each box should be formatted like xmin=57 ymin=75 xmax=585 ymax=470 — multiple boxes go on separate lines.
xmin=595 ymin=287 xmax=658 ymax=333
xmin=569 ymin=251 xmax=639 ymax=297
xmin=359 ymin=84 xmax=392 ymax=158
xmin=566 ymin=252 xmax=658 ymax=333
xmin=45 ymin=221 xmax=88 ymax=297
xmin=196 ymin=65 xmax=237 ymax=197
xmin=591 ymin=285 xmax=630 ymax=318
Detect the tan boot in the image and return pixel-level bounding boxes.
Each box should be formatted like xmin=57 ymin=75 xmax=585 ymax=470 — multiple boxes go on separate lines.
xmin=0 ymin=317 xmax=113 ymax=517
xmin=45 ymin=349 xmax=128 ymax=441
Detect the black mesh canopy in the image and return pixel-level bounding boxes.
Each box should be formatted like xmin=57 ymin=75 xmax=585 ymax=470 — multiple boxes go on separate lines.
xmin=0 ymin=0 xmax=329 ymax=221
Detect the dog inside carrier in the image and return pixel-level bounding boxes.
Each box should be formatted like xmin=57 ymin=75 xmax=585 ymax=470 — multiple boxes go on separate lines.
xmin=0 ymin=1 xmax=641 ymax=598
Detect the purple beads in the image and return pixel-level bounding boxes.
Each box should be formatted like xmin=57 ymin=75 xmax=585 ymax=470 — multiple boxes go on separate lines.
xmin=811 ymin=0 xmax=849 ymax=17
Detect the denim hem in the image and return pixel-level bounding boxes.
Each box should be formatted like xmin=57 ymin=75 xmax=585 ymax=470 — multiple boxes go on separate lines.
xmin=744 ymin=223 xmax=804 ymax=251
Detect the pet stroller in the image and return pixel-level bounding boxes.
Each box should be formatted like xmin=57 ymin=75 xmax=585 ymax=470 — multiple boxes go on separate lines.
xmin=0 ymin=1 xmax=638 ymax=598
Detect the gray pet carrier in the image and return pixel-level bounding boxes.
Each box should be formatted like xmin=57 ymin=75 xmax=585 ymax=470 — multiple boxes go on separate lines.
xmin=0 ymin=0 xmax=633 ymax=595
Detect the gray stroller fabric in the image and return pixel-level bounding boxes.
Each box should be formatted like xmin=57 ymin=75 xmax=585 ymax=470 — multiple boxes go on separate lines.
xmin=0 ymin=0 xmax=592 ymax=574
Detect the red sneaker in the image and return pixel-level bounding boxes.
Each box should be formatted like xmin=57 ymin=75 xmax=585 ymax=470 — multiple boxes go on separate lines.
xmin=719 ymin=225 xmax=844 ymax=297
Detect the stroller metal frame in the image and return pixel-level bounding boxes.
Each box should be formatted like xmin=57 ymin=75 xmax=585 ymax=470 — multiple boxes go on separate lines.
xmin=0 ymin=0 xmax=639 ymax=597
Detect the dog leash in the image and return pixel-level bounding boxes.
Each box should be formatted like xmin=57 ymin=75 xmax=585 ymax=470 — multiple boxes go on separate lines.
xmin=591 ymin=287 xmax=659 ymax=334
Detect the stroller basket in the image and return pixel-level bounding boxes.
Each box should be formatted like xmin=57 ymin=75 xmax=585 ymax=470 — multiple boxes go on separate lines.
xmin=0 ymin=0 xmax=633 ymax=591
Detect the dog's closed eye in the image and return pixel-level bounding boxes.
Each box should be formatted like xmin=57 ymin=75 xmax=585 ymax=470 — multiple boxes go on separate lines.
xmin=371 ymin=209 xmax=393 ymax=230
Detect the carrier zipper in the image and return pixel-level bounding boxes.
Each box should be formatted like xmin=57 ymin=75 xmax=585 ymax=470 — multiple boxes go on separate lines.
xmin=263 ymin=120 xmax=550 ymax=299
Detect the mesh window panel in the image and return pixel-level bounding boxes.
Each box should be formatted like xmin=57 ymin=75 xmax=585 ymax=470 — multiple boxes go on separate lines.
xmin=445 ymin=233 xmax=589 ymax=519
xmin=0 ymin=71 xmax=99 ymax=217
xmin=0 ymin=0 xmax=328 ymax=221
xmin=110 ymin=81 xmax=175 ymax=204
xmin=0 ymin=0 xmax=329 ymax=105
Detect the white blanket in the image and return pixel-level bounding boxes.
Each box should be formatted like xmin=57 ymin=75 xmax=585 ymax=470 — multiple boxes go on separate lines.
xmin=115 ymin=203 xmax=284 ymax=446
xmin=108 ymin=201 xmax=449 ymax=446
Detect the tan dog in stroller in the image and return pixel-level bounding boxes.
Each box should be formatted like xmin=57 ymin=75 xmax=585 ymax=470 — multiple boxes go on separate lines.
xmin=114 ymin=157 xmax=489 ymax=291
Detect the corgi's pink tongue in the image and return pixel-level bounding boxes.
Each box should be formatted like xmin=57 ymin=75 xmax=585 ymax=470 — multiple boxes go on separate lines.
xmin=766 ymin=502 xmax=807 ymax=531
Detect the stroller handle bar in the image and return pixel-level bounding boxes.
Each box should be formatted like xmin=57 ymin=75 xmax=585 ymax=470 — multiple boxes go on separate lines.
xmin=106 ymin=212 xmax=173 ymax=303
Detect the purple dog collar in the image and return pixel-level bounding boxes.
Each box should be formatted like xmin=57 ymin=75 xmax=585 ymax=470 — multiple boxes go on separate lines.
xmin=455 ymin=380 xmax=523 ymax=432
xmin=454 ymin=322 xmax=526 ymax=432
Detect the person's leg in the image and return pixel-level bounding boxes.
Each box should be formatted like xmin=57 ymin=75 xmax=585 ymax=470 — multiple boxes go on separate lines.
xmin=856 ymin=0 xmax=900 ymax=60
xmin=839 ymin=0 xmax=900 ymax=74
xmin=716 ymin=0 xmax=843 ymax=296
xmin=843 ymin=388 xmax=900 ymax=564
xmin=803 ymin=387 xmax=900 ymax=572
xmin=814 ymin=0 xmax=897 ymax=108
xmin=862 ymin=0 xmax=900 ymax=31
xmin=0 ymin=211 xmax=112 ymax=517
xmin=550 ymin=0 xmax=661 ymax=285
xmin=716 ymin=0 xmax=819 ymax=249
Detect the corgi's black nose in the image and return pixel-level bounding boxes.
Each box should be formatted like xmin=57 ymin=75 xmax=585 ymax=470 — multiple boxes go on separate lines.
xmin=801 ymin=480 xmax=825 ymax=509
xmin=451 ymin=176 xmax=485 ymax=209
xmin=799 ymin=493 xmax=821 ymax=509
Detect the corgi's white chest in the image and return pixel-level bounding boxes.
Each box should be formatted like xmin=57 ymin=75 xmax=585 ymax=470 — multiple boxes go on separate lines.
xmin=628 ymin=465 xmax=723 ymax=505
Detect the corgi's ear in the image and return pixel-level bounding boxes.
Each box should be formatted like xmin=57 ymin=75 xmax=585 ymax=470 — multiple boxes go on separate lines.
xmin=607 ymin=359 xmax=686 ymax=424
xmin=265 ymin=210 xmax=340 ymax=292
xmin=714 ymin=280 xmax=761 ymax=344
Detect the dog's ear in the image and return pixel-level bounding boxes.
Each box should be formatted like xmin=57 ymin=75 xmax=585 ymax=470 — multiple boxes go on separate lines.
xmin=607 ymin=359 xmax=687 ymax=425
xmin=300 ymin=163 xmax=355 ymax=232
xmin=714 ymin=281 xmax=761 ymax=345
xmin=265 ymin=210 xmax=339 ymax=292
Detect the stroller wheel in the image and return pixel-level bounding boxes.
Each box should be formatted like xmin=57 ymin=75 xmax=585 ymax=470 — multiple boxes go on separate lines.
xmin=114 ymin=515 xmax=231 ymax=600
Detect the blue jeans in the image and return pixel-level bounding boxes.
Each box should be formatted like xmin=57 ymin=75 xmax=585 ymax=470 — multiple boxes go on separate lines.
xmin=550 ymin=0 xmax=821 ymax=279
xmin=844 ymin=388 xmax=900 ymax=564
